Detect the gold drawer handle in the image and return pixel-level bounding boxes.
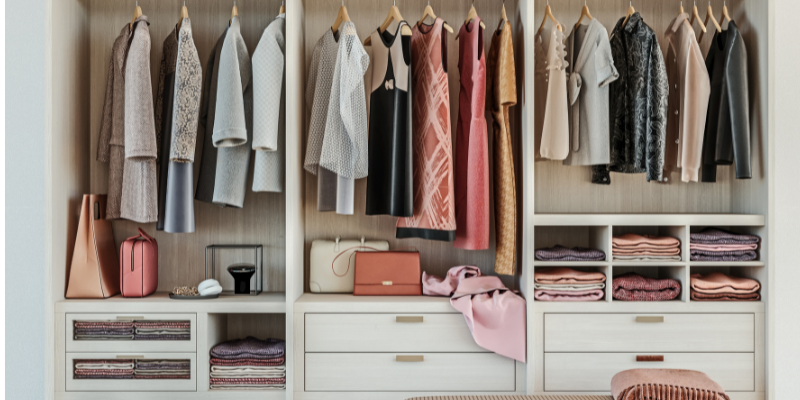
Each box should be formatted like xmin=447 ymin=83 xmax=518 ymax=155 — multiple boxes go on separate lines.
xmin=396 ymin=355 xmax=424 ymax=362
xmin=637 ymin=355 xmax=664 ymax=362
xmin=636 ymin=316 xmax=664 ymax=323
xmin=116 ymin=316 xmax=143 ymax=320
xmin=117 ymin=355 xmax=145 ymax=359
xmin=396 ymin=316 xmax=423 ymax=323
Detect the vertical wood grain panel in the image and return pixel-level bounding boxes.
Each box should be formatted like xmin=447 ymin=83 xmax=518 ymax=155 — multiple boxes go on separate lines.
xmin=87 ymin=0 xmax=286 ymax=291
xmin=301 ymin=0 xmax=523 ymax=290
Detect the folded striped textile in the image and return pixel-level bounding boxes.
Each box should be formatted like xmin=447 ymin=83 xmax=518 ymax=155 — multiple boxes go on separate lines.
xmin=613 ymin=243 xmax=680 ymax=251
xmin=134 ymin=334 xmax=190 ymax=340
xmin=691 ymin=291 xmax=761 ymax=301
xmin=690 ymin=250 xmax=757 ymax=261
xmin=533 ymin=283 xmax=605 ymax=291
xmin=134 ymin=328 xmax=190 ymax=335
xmin=612 ymin=273 xmax=681 ymax=301
xmin=534 ymin=245 xmax=606 ymax=261
xmin=133 ymin=321 xmax=191 ymax=329
xmin=75 ymin=369 xmax=134 ymax=376
xmin=691 ymin=272 xmax=761 ymax=294
xmin=75 ymin=363 xmax=134 ymax=370
xmin=691 ymin=228 xmax=760 ymax=245
xmin=613 ymin=248 xmax=681 ymax=256
xmin=612 ymin=255 xmax=682 ymax=261
xmin=209 ymin=384 xmax=285 ymax=389
xmin=210 ymin=357 xmax=285 ymax=366
xmin=74 ymin=359 xmax=133 ymax=366
xmin=74 ymin=335 xmax=135 ymax=340
xmin=210 ymin=337 xmax=285 ymax=359
xmin=75 ymin=328 xmax=135 ymax=335
xmin=210 ymin=377 xmax=286 ymax=385
xmin=690 ymin=243 xmax=758 ymax=251
xmin=134 ymin=370 xmax=191 ymax=376
xmin=613 ymin=234 xmax=681 ymax=247
xmin=134 ymin=375 xmax=190 ymax=379
xmin=211 ymin=366 xmax=286 ymax=372
xmin=210 ymin=372 xmax=286 ymax=378
xmin=533 ymin=267 xmax=606 ymax=285
xmin=534 ymin=289 xmax=605 ymax=302
xmin=74 ymin=375 xmax=134 ymax=379
xmin=74 ymin=321 xmax=134 ymax=329
xmin=135 ymin=362 xmax=191 ymax=371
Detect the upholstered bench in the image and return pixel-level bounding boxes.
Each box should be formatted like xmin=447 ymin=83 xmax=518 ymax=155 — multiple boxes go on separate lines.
xmin=407 ymin=396 xmax=614 ymax=400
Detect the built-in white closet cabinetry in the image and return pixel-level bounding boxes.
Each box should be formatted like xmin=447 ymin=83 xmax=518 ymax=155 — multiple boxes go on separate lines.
xmin=44 ymin=1 xmax=775 ymax=400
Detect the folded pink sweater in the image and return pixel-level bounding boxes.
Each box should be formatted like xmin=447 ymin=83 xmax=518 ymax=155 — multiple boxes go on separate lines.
xmin=534 ymin=289 xmax=604 ymax=302
xmin=533 ymin=267 xmax=606 ymax=284
xmin=690 ymin=243 xmax=758 ymax=251
xmin=690 ymin=272 xmax=760 ymax=294
xmin=613 ymin=233 xmax=680 ymax=247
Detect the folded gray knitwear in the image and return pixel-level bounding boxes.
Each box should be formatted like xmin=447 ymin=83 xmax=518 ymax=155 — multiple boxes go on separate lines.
xmin=210 ymin=385 xmax=286 ymax=390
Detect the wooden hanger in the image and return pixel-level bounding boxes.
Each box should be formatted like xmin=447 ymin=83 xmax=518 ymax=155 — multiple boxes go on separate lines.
xmin=698 ymin=1 xmax=722 ymax=42
xmin=364 ymin=2 xmax=413 ymax=46
xmin=621 ymin=1 xmax=635 ymax=28
xmin=177 ymin=2 xmax=189 ymax=31
xmin=721 ymin=1 xmax=732 ymax=23
xmin=331 ymin=2 xmax=350 ymax=34
xmin=537 ymin=3 xmax=562 ymax=35
xmin=679 ymin=1 xmax=685 ymax=14
xmin=130 ymin=1 xmax=142 ymax=29
xmin=574 ymin=2 xmax=593 ymax=31
xmin=498 ymin=1 xmax=508 ymax=31
xmin=689 ymin=1 xmax=707 ymax=33
xmin=230 ymin=1 xmax=238 ymax=24
xmin=417 ymin=2 xmax=454 ymax=34
xmin=279 ymin=1 xmax=285 ymax=14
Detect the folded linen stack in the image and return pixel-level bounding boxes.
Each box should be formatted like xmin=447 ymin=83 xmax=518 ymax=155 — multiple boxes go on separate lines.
xmin=690 ymin=228 xmax=759 ymax=261
xmin=133 ymin=321 xmax=190 ymax=341
xmin=533 ymin=267 xmax=606 ymax=301
xmin=134 ymin=360 xmax=191 ymax=379
xmin=613 ymin=234 xmax=681 ymax=261
xmin=74 ymin=359 xmax=134 ymax=379
xmin=534 ymin=245 xmax=606 ymax=262
xmin=209 ymin=337 xmax=286 ymax=390
xmin=613 ymin=273 xmax=682 ymax=301
xmin=691 ymin=272 xmax=761 ymax=301
xmin=73 ymin=321 xmax=134 ymax=340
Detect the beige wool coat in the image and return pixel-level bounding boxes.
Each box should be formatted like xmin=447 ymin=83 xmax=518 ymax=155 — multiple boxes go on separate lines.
xmin=663 ymin=13 xmax=711 ymax=183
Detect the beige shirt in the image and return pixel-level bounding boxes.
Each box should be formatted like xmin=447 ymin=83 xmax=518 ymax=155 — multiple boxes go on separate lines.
xmin=535 ymin=28 xmax=569 ymax=160
xmin=664 ymin=13 xmax=711 ymax=182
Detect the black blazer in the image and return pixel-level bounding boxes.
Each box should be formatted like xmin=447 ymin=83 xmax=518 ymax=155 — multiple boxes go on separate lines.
xmin=702 ymin=21 xmax=751 ymax=182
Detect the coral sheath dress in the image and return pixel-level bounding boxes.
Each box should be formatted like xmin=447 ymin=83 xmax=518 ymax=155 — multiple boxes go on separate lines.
xmin=454 ymin=17 xmax=489 ymax=250
xmin=396 ymin=18 xmax=456 ymax=242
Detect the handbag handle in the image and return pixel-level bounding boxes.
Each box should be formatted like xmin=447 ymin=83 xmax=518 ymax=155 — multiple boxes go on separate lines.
xmin=331 ymin=246 xmax=419 ymax=278
xmin=125 ymin=228 xmax=155 ymax=243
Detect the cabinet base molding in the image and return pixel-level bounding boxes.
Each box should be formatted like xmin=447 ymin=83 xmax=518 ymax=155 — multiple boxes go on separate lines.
xmin=56 ymin=392 xmax=284 ymax=400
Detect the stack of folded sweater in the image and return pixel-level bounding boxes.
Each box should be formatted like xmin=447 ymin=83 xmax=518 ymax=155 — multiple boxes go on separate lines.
xmin=613 ymin=234 xmax=681 ymax=261
xmin=533 ymin=267 xmax=606 ymax=301
xmin=691 ymin=272 xmax=761 ymax=301
xmin=613 ymin=273 xmax=682 ymax=301
xmin=690 ymin=228 xmax=759 ymax=261
xmin=134 ymin=360 xmax=191 ymax=379
xmin=73 ymin=321 xmax=134 ymax=340
xmin=134 ymin=320 xmax=191 ymax=341
xmin=209 ymin=337 xmax=286 ymax=390
xmin=74 ymin=359 xmax=134 ymax=379
xmin=534 ymin=246 xmax=606 ymax=262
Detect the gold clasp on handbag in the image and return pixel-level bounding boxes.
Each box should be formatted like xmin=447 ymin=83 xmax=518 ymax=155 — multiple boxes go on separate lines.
xmin=382 ymin=281 xmax=393 ymax=286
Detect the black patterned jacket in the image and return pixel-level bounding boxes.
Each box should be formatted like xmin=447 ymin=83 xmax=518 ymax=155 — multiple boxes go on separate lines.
xmin=592 ymin=12 xmax=669 ymax=184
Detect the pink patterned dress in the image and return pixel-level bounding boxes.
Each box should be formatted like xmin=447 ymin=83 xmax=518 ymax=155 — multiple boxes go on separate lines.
xmin=396 ymin=18 xmax=456 ymax=242
xmin=453 ymin=17 xmax=489 ymax=250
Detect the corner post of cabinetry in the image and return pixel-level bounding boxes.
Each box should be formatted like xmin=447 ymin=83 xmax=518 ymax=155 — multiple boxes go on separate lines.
xmin=196 ymin=312 xmax=210 ymax=392
xmin=682 ymin=223 xmax=691 ymax=302
xmin=55 ymin=312 xmax=66 ymax=395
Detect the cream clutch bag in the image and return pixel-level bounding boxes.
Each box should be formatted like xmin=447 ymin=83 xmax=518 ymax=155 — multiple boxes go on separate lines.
xmin=309 ymin=236 xmax=389 ymax=293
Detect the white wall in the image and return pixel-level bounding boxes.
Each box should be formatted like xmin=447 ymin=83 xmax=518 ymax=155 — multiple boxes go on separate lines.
xmin=772 ymin=0 xmax=800 ymax=398
xmin=5 ymin=0 xmax=48 ymax=398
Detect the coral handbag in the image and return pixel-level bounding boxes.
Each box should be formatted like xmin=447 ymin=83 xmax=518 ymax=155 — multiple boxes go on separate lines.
xmin=66 ymin=195 xmax=120 ymax=298
xmin=353 ymin=250 xmax=422 ymax=296
xmin=120 ymin=228 xmax=158 ymax=297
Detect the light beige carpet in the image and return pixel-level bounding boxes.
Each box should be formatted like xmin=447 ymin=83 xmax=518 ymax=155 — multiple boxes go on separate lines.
xmin=407 ymin=396 xmax=614 ymax=400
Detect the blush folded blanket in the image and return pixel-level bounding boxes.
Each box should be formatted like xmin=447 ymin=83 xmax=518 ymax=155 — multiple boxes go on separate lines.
xmin=210 ymin=377 xmax=286 ymax=385
xmin=210 ymin=337 xmax=285 ymax=359
xmin=534 ymin=289 xmax=605 ymax=301
xmin=534 ymin=245 xmax=606 ymax=261
xmin=691 ymin=292 xmax=761 ymax=301
xmin=533 ymin=267 xmax=606 ymax=284
xmin=75 ymin=369 xmax=134 ymax=376
xmin=690 ymin=243 xmax=758 ymax=251
xmin=612 ymin=255 xmax=682 ymax=261
xmin=613 ymin=248 xmax=680 ymax=255
xmin=534 ymin=283 xmax=605 ymax=291
xmin=613 ymin=233 xmax=681 ymax=247
xmin=611 ymin=368 xmax=730 ymax=400
xmin=691 ymin=272 xmax=761 ymax=294
xmin=74 ymin=321 xmax=134 ymax=329
xmin=691 ymin=228 xmax=759 ymax=244
xmin=613 ymin=273 xmax=681 ymax=301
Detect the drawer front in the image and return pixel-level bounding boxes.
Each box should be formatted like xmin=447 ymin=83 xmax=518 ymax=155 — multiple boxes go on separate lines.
xmin=545 ymin=313 xmax=754 ymax=352
xmin=66 ymin=352 xmax=196 ymax=392
xmin=66 ymin=313 xmax=196 ymax=352
xmin=305 ymin=353 xmax=515 ymax=391
xmin=544 ymin=353 xmax=754 ymax=392
xmin=305 ymin=313 xmax=484 ymax=352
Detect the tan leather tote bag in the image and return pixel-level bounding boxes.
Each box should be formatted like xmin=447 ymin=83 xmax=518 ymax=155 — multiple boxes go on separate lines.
xmin=66 ymin=195 xmax=120 ymax=298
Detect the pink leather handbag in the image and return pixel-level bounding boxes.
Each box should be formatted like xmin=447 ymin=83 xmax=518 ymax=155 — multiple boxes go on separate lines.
xmin=120 ymin=228 xmax=158 ymax=297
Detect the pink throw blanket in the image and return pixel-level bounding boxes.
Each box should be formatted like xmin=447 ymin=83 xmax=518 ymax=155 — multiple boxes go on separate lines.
xmin=611 ymin=369 xmax=729 ymax=400
xmin=423 ymin=267 xmax=526 ymax=363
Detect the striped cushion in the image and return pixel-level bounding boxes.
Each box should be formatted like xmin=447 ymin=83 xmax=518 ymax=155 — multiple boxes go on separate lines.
xmin=407 ymin=396 xmax=614 ymax=400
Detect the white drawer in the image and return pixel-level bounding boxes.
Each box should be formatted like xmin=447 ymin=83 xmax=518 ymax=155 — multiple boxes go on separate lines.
xmin=66 ymin=313 xmax=196 ymax=352
xmin=305 ymin=313 xmax=483 ymax=352
xmin=544 ymin=353 xmax=754 ymax=392
xmin=545 ymin=313 xmax=754 ymax=352
xmin=305 ymin=353 xmax=515 ymax=391
xmin=66 ymin=352 xmax=196 ymax=392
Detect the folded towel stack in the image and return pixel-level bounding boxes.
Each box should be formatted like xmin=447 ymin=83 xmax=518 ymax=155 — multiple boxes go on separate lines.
xmin=73 ymin=359 xmax=134 ymax=379
xmin=209 ymin=337 xmax=286 ymax=390
xmin=613 ymin=273 xmax=682 ymax=301
xmin=612 ymin=234 xmax=681 ymax=261
xmin=134 ymin=321 xmax=191 ymax=341
xmin=134 ymin=359 xmax=191 ymax=379
xmin=690 ymin=228 xmax=759 ymax=261
xmin=534 ymin=245 xmax=606 ymax=262
xmin=691 ymin=272 xmax=761 ymax=301
xmin=533 ymin=267 xmax=606 ymax=301
xmin=73 ymin=321 xmax=134 ymax=340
